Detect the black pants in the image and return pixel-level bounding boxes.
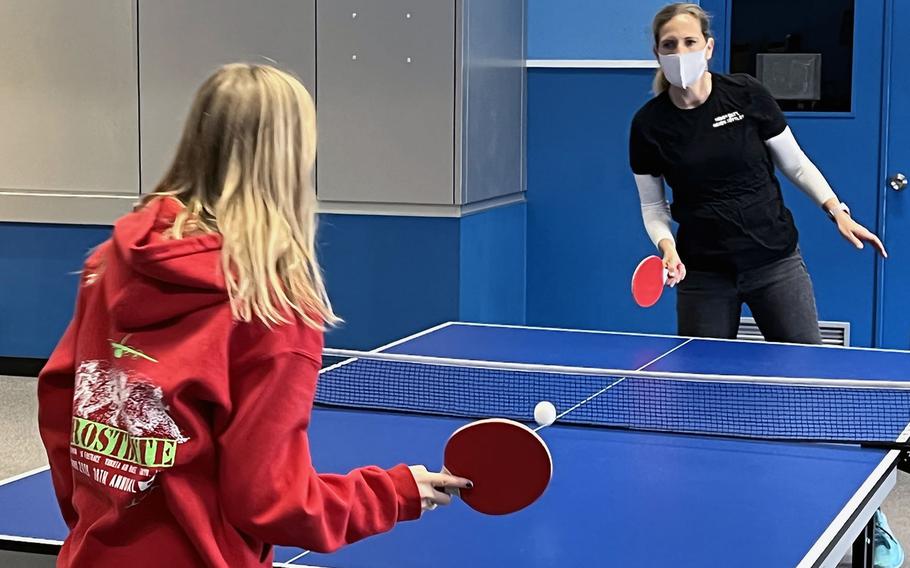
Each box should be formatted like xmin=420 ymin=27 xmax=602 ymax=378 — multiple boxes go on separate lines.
xmin=676 ymin=249 xmax=823 ymax=344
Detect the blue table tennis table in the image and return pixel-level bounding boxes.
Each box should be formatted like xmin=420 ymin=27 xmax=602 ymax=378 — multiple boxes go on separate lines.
xmin=2 ymin=322 xmax=910 ymax=567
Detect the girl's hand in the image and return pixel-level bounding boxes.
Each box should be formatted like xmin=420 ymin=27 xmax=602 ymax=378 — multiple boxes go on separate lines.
xmin=408 ymin=465 xmax=472 ymax=513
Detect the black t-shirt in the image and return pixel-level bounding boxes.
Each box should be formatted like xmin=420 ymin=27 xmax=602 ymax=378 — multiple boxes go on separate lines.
xmin=629 ymin=73 xmax=798 ymax=272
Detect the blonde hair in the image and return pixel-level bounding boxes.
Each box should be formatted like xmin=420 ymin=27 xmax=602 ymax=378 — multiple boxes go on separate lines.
xmin=651 ymin=3 xmax=713 ymax=95
xmin=147 ymin=63 xmax=338 ymax=329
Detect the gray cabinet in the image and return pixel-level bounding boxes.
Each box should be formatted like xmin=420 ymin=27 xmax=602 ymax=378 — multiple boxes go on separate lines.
xmin=0 ymin=1 xmax=138 ymax=195
xmin=139 ymin=0 xmax=317 ymax=193
xmin=317 ymin=1 xmax=456 ymax=205
xmin=317 ymin=0 xmax=525 ymax=208
xmin=0 ymin=0 xmax=524 ymax=223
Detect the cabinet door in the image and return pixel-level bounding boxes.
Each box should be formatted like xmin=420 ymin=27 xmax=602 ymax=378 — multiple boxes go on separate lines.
xmin=139 ymin=0 xmax=316 ymax=192
xmin=316 ymin=0 xmax=455 ymax=205
xmin=0 ymin=1 xmax=138 ymax=195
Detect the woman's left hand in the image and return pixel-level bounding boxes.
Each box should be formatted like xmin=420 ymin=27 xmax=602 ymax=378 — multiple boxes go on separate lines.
xmin=834 ymin=213 xmax=888 ymax=257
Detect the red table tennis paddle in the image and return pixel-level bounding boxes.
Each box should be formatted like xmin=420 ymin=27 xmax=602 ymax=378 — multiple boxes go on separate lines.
xmin=443 ymin=418 xmax=552 ymax=515
xmin=631 ymin=255 xmax=668 ymax=308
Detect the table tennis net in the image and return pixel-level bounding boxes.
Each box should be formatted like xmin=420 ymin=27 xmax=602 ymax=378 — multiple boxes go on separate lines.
xmin=314 ymin=351 xmax=910 ymax=445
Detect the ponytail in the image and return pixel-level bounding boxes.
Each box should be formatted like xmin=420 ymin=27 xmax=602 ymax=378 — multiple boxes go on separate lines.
xmin=652 ymin=67 xmax=670 ymax=96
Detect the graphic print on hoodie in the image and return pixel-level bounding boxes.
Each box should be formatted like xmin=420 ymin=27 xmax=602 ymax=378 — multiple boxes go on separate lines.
xmin=56 ymin=196 xmax=225 ymax=514
xmin=70 ymin=344 xmax=189 ymax=506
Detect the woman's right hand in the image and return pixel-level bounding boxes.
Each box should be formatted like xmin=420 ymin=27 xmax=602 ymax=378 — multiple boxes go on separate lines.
xmin=408 ymin=465 xmax=473 ymax=513
xmin=658 ymin=239 xmax=686 ymax=287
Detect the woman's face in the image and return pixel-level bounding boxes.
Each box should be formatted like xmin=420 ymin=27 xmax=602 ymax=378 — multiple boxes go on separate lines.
xmin=656 ymin=14 xmax=714 ymax=58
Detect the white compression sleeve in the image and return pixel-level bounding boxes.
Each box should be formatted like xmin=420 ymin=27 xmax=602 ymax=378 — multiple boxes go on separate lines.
xmin=634 ymin=174 xmax=674 ymax=248
xmin=765 ymin=126 xmax=837 ymax=207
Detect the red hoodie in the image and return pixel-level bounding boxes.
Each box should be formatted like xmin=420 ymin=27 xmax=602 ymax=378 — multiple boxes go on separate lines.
xmin=37 ymin=197 xmax=421 ymax=567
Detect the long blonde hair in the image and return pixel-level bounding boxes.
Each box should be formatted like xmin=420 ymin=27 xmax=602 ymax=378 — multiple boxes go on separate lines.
xmin=147 ymin=63 xmax=338 ymax=329
xmin=651 ymin=3 xmax=713 ymax=95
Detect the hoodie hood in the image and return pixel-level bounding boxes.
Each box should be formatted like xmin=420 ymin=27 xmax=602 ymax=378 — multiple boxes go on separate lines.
xmin=95 ymin=197 xmax=227 ymax=330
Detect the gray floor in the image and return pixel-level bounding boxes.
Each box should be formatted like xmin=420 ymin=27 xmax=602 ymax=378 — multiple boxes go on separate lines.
xmin=0 ymin=374 xmax=908 ymax=567
xmin=0 ymin=377 xmax=48 ymax=480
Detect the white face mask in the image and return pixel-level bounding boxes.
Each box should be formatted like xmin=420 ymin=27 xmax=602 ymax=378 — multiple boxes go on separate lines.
xmin=658 ymin=47 xmax=708 ymax=89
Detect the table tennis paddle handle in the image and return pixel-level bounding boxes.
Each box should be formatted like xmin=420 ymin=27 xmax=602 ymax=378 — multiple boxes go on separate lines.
xmin=435 ymin=467 xmax=470 ymax=497
xmin=438 ymin=486 xmax=461 ymax=498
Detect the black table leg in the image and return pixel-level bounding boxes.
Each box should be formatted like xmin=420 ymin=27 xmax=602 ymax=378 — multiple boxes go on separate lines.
xmin=852 ymin=515 xmax=875 ymax=568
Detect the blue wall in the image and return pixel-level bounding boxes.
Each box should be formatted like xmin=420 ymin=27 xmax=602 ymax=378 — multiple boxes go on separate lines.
xmin=460 ymin=202 xmax=527 ymax=324
xmin=0 ymin=216 xmax=462 ymax=357
xmin=528 ymin=0 xmax=668 ymax=59
xmin=525 ymin=0 xmax=681 ymax=333
xmin=1 ymin=203 xmax=528 ymax=358
xmin=322 ymin=202 xmax=529 ymax=349
xmin=525 ymin=68 xmax=677 ymax=334
xmin=0 ymin=223 xmax=110 ymax=358
xmin=319 ymin=214 xmax=461 ymax=351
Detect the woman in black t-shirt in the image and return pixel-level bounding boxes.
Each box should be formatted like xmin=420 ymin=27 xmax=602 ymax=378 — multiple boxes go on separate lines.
xmin=629 ymin=3 xmax=886 ymax=343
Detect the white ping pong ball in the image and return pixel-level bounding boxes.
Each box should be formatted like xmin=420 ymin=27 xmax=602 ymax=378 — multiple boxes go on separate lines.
xmin=534 ymin=401 xmax=557 ymax=427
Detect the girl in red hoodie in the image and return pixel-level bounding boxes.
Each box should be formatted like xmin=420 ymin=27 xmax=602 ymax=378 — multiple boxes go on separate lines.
xmin=37 ymin=63 xmax=471 ymax=567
